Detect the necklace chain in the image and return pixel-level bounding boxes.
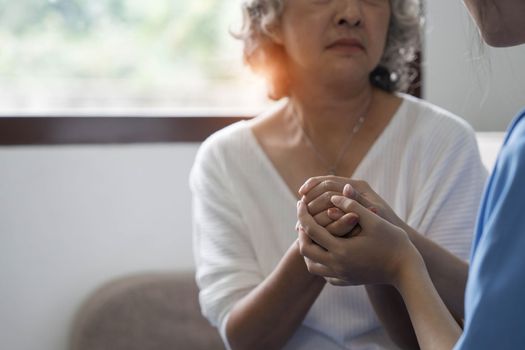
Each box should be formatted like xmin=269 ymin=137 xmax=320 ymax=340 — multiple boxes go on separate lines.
xmin=294 ymin=100 xmax=370 ymax=176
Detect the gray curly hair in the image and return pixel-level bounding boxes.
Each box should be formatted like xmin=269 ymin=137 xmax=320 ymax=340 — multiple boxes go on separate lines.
xmin=236 ymin=0 xmax=422 ymax=100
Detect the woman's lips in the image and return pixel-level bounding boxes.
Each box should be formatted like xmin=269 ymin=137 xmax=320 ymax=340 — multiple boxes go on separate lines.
xmin=327 ymin=38 xmax=365 ymax=53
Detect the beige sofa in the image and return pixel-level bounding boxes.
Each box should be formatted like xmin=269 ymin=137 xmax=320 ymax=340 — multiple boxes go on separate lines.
xmin=70 ymin=271 xmax=225 ymax=350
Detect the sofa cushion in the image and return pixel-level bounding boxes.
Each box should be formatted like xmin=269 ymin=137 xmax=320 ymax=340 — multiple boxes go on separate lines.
xmin=70 ymin=271 xmax=224 ymax=350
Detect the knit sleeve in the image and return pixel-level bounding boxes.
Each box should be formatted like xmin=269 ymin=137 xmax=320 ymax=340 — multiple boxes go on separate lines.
xmin=189 ymin=135 xmax=263 ymax=346
xmin=406 ymin=119 xmax=488 ymax=260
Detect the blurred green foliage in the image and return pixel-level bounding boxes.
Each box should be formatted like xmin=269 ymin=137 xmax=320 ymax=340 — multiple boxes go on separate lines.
xmin=0 ymin=0 xmax=242 ymax=83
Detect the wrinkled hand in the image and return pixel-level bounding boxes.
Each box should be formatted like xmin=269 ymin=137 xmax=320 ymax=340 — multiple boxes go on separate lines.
xmin=296 ymin=195 xmax=420 ymax=287
xmin=299 ymin=176 xmax=405 ymax=230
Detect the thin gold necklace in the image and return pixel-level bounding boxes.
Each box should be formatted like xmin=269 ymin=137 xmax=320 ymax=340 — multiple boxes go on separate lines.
xmin=294 ymin=98 xmax=371 ymax=176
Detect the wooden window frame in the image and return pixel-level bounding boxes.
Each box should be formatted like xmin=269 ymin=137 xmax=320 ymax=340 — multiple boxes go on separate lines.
xmin=0 ymin=54 xmax=421 ymax=146
xmin=0 ymin=116 xmax=250 ymax=145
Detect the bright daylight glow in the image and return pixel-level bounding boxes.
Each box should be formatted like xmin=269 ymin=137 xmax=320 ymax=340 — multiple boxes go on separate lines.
xmin=0 ymin=0 xmax=271 ymax=115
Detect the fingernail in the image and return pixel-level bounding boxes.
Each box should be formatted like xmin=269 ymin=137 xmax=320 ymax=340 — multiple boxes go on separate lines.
xmin=343 ymin=184 xmax=353 ymax=197
xmin=369 ymin=207 xmax=378 ymax=214
xmin=327 ymin=208 xmax=343 ymax=220
xmin=348 ymin=215 xmax=358 ymax=226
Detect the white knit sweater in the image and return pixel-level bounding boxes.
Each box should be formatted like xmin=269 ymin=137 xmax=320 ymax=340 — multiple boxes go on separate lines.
xmin=190 ymin=94 xmax=488 ymax=349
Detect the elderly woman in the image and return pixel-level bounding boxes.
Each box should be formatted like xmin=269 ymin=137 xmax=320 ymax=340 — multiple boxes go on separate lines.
xmin=190 ymin=0 xmax=486 ymax=349
xmin=296 ymin=0 xmax=525 ymax=349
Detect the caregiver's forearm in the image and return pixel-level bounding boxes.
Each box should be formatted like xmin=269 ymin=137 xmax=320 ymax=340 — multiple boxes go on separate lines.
xmin=402 ymin=224 xmax=468 ymax=321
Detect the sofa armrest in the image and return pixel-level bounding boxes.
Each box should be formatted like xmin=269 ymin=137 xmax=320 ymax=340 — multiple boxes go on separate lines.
xmin=70 ymin=271 xmax=224 ymax=350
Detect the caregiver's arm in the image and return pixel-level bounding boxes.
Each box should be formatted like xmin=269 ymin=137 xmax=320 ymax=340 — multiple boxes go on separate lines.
xmin=300 ymin=178 xmax=468 ymax=349
xmin=301 ymin=178 xmax=468 ymax=319
xmin=363 ymin=226 xmax=467 ymax=349
xmin=298 ymin=196 xmax=463 ymax=350
xmin=393 ymin=249 xmax=463 ymax=350
xmin=399 ymin=222 xmax=469 ymax=321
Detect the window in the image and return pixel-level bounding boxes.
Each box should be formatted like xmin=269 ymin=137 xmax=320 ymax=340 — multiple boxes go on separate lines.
xmin=0 ymin=0 xmax=270 ymax=115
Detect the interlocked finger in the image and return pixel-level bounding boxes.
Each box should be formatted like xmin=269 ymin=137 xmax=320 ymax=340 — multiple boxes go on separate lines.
xmin=297 ymin=201 xmax=339 ymax=251
xmin=313 ymin=208 xmax=343 ymax=227
xmin=307 ymin=191 xmax=341 ymax=216
xmin=325 ymin=213 xmax=360 ymax=237
xmin=301 ymin=178 xmax=346 ymax=203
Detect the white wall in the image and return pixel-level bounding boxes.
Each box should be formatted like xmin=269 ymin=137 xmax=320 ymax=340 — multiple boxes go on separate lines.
xmin=0 ymin=144 xmax=199 ymax=350
xmin=424 ymin=0 xmax=525 ymax=131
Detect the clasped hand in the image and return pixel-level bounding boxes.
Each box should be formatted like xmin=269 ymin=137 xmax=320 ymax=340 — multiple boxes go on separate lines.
xmin=295 ymin=176 xmax=417 ymax=288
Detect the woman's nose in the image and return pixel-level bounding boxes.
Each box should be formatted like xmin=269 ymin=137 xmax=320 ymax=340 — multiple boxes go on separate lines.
xmin=334 ymin=0 xmax=363 ymax=28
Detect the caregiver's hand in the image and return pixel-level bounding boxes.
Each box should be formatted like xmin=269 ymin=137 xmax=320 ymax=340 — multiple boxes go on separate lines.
xmin=296 ymin=195 xmax=423 ymax=287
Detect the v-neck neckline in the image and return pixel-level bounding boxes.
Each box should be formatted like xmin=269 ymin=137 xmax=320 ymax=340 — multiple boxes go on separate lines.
xmin=244 ymin=95 xmax=407 ymax=203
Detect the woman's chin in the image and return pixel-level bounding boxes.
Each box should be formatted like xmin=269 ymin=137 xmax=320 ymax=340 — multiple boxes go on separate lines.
xmin=322 ymin=68 xmax=370 ymax=88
